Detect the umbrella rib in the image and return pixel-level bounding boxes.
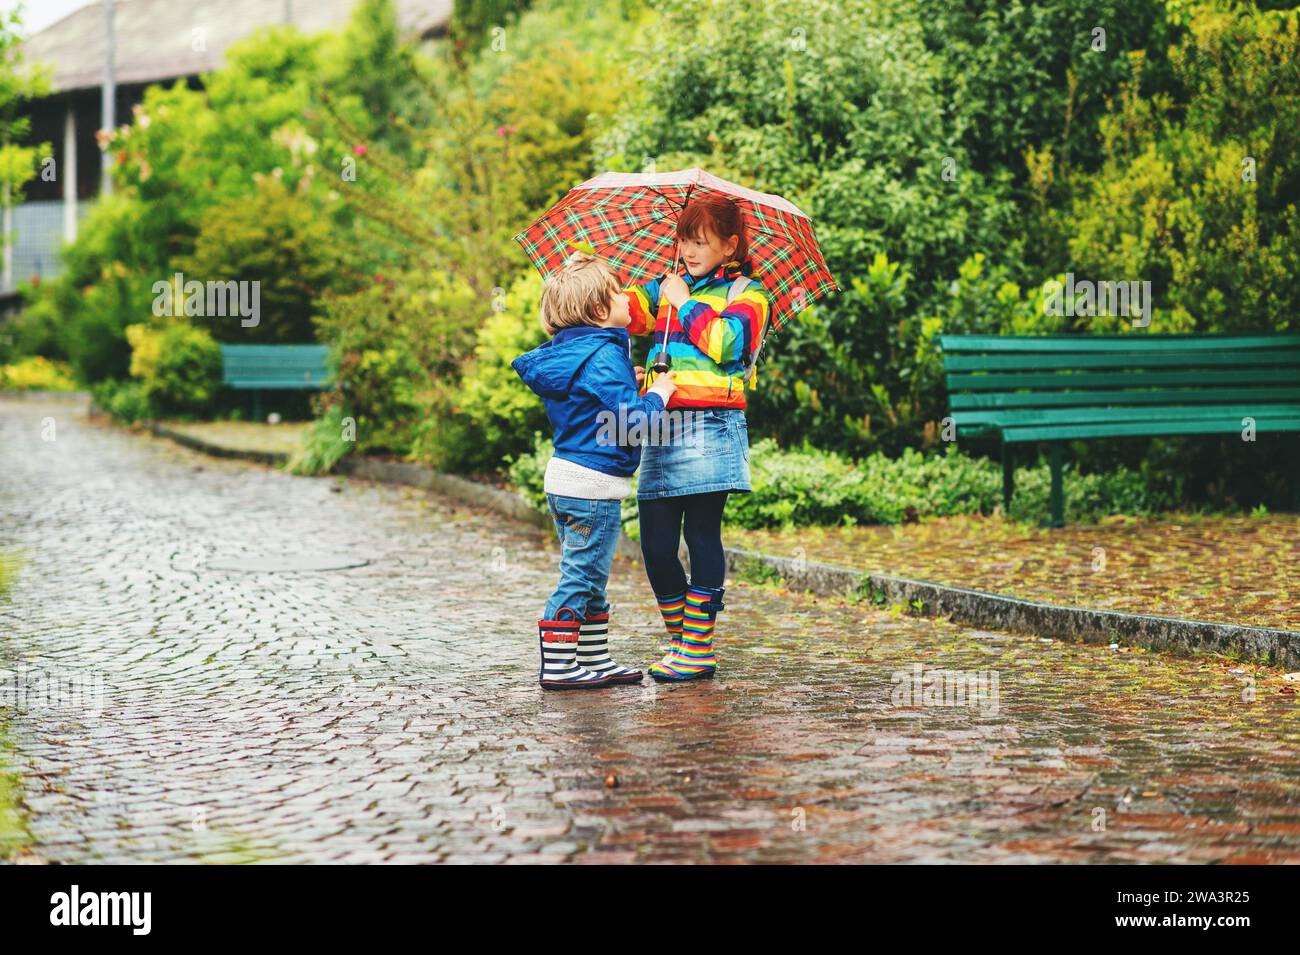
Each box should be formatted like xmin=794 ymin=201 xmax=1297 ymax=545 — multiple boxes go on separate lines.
xmin=641 ymin=185 xmax=685 ymax=211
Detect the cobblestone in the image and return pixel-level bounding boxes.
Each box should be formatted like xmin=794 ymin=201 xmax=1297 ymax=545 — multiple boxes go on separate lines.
xmin=0 ymin=397 xmax=1297 ymax=863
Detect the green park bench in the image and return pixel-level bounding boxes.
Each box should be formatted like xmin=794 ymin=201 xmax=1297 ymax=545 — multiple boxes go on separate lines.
xmin=939 ymin=333 xmax=1300 ymax=527
xmin=219 ymin=344 xmax=332 ymax=420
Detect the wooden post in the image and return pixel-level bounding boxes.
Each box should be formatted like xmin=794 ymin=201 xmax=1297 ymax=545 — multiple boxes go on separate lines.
xmin=64 ymin=103 xmax=78 ymax=242
xmin=101 ymin=0 xmax=116 ymax=196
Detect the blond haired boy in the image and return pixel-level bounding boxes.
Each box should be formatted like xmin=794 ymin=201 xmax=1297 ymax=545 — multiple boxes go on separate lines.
xmin=511 ymin=253 xmax=676 ymax=689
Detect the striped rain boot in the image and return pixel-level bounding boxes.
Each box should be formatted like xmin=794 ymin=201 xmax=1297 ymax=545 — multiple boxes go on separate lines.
xmin=577 ymin=605 xmax=642 ymax=684
xmin=654 ymin=590 xmax=687 ymax=657
xmin=538 ymin=607 xmax=614 ymax=690
xmin=649 ymin=584 xmax=722 ymax=682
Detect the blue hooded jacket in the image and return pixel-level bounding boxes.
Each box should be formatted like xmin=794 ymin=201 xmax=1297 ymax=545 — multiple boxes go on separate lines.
xmin=511 ymin=325 xmax=666 ymax=478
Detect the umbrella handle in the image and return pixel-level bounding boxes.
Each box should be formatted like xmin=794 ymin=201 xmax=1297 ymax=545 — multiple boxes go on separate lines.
xmin=650 ymin=240 xmax=680 ymax=374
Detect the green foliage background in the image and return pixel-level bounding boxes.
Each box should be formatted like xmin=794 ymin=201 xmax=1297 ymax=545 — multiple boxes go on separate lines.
xmin=6 ymin=0 xmax=1297 ymax=518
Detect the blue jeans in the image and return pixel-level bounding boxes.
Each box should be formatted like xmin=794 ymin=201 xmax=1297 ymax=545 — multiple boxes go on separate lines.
xmin=543 ymin=493 xmax=623 ymax=621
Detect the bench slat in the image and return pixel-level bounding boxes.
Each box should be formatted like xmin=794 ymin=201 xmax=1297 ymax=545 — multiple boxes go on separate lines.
xmin=1002 ymin=416 xmax=1300 ymax=443
xmin=945 ymin=368 xmax=1300 ymax=391
xmin=953 ymin=403 xmax=1300 ymax=430
xmin=220 ymin=345 xmax=330 ymax=355
xmin=223 ymin=379 xmax=327 ymax=389
xmin=938 ymin=333 xmax=1300 ymax=352
xmin=222 ymin=361 xmax=329 ymax=370
xmin=950 ymin=386 xmax=1300 ymax=410
xmin=944 ymin=349 xmax=1300 ymax=372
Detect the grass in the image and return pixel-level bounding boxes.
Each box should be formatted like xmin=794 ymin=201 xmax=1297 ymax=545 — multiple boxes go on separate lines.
xmin=0 ymin=733 xmax=30 ymax=862
xmin=0 ymin=551 xmax=33 ymax=861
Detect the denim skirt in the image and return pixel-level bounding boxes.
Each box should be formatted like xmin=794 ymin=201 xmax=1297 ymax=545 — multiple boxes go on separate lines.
xmin=637 ymin=407 xmax=751 ymax=499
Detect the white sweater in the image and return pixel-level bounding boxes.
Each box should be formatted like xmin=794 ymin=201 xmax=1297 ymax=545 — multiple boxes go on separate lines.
xmin=543 ymin=454 xmax=633 ymax=500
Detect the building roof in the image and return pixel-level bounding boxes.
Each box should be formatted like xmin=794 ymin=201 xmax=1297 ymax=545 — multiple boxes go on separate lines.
xmin=21 ymin=0 xmax=452 ymax=94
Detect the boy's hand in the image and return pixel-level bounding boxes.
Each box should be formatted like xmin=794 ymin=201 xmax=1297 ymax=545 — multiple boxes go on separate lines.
xmin=649 ymin=370 xmax=677 ymax=402
xmin=660 ymin=274 xmax=689 ymax=308
xmin=634 ymin=365 xmax=645 ymax=388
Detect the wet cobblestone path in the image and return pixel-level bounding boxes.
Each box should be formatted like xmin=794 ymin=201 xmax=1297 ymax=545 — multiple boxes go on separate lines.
xmin=1 ymin=397 xmax=1297 ymax=863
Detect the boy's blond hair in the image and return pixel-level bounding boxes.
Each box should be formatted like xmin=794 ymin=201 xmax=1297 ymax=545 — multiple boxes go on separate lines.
xmin=539 ymin=251 xmax=621 ymax=335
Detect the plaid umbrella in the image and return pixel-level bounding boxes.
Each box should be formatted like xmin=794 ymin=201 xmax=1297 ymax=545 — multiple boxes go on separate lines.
xmin=514 ymin=167 xmax=839 ymax=333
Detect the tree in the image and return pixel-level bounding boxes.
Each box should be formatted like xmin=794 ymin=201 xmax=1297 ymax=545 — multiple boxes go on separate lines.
xmin=1063 ymin=4 xmax=1300 ymax=333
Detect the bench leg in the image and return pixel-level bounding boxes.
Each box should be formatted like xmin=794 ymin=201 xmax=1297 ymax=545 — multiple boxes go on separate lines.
xmin=253 ymin=390 xmax=262 ymax=423
xmin=1292 ymin=448 xmax=1300 ymax=512
xmin=1001 ymin=442 xmax=1014 ymax=514
xmin=1048 ymin=443 xmax=1065 ymax=528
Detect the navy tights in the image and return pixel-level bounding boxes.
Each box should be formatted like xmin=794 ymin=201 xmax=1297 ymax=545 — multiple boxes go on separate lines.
xmin=638 ymin=492 xmax=729 ymax=596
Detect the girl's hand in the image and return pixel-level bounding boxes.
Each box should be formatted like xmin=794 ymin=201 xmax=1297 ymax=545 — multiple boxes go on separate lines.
xmin=634 ymin=365 xmax=645 ymax=388
xmin=660 ymin=274 xmax=690 ymax=309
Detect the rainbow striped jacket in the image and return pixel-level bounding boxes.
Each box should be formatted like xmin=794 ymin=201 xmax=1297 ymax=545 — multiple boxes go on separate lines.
xmin=623 ymin=257 xmax=773 ymax=410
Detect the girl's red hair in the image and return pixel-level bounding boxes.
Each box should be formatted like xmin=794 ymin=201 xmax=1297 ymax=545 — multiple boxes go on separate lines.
xmin=677 ymin=195 xmax=750 ymax=263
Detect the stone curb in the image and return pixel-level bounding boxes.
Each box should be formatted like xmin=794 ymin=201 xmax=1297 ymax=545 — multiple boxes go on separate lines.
xmin=136 ymin=421 xmax=1300 ymax=669
xmin=723 ymin=547 xmax=1299 ymax=668
xmin=334 ymin=457 xmax=551 ymax=531
xmin=0 ymin=390 xmax=91 ymax=400
xmin=146 ymin=422 xmax=289 ymax=467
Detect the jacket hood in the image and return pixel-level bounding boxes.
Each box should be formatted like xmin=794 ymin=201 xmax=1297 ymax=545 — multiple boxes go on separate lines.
xmin=511 ymin=326 xmax=630 ymax=399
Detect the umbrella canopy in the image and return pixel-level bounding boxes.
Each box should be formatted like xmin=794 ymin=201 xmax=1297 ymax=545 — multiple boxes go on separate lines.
xmin=514 ymin=167 xmax=839 ymax=333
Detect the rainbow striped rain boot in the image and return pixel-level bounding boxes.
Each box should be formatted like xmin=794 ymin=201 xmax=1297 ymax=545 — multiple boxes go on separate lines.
xmin=538 ymin=607 xmax=614 ymax=690
xmin=649 ymin=584 xmax=722 ymax=682
xmin=577 ymin=605 xmax=642 ymax=684
xmin=654 ymin=589 xmax=687 ymax=657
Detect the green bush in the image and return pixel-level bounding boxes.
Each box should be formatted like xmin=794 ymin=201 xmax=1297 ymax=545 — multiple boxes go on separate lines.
xmin=91 ymin=379 xmax=155 ymax=423
xmin=287 ymin=402 xmax=353 ymax=475
xmin=178 ymin=176 xmax=344 ymax=345
xmin=18 ymin=25 xmax=326 ymax=386
xmin=911 ymin=0 xmax=1179 ymax=190
xmin=310 ymin=0 xmax=666 ymax=468
xmin=0 ymin=291 xmax=63 ymax=366
xmin=418 ymin=269 xmax=549 ymax=471
xmin=20 ymin=193 xmax=155 ymax=383
xmin=126 ymin=323 xmax=222 ymax=416
xmin=737 ymin=439 xmax=1175 ymax=527
xmin=1047 ymin=5 xmax=1300 ymax=335
xmin=600 ymin=0 xmax=1021 ymax=458
xmin=0 ymin=356 xmax=78 ymax=391
xmin=333 ymin=344 xmax=425 ymax=454
xmin=315 ymin=268 xmax=483 ymax=458
xmin=508 ymin=431 xmax=1174 ymax=531
xmin=506 ymin=430 xmax=550 ymax=512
